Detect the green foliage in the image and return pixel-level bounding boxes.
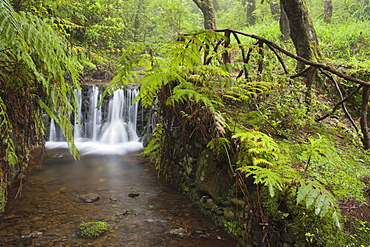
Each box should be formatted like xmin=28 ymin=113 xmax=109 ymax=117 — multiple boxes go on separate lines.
xmin=147 ymin=0 xmax=203 ymax=45
xmin=316 ymin=20 xmax=370 ymax=62
xmin=238 ymin=165 xmax=290 ymax=197
xmin=0 ymin=3 xmax=81 ymax=155
xmin=28 ymin=0 xmax=203 ymax=50
xmin=224 ymin=79 xmax=276 ymax=104
xmin=0 ymin=0 xmax=81 ymax=212
xmin=300 ymin=134 xmax=329 ymax=172
xmin=215 ymin=0 xmax=246 ymax=30
xmin=142 ymin=124 xmax=163 ymax=169
xmin=0 ymin=98 xmax=18 ymax=167
xmin=346 ymin=218 xmax=370 ymax=246
xmin=292 ymin=134 xmax=369 ymax=201
xmin=296 ymin=179 xmax=341 ymax=228
xmin=234 ymin=131 xmax=344 ymax=238
xmin=233 ymin=129 xmax=279 ymax=152
xmin=111 ymin=30 xmax=231 ymax=112
xmin=166 ymin=82 xmax=223 ymax=113
xmin=288 ymin=203 xmax=347 ymax=246
xmin=207 ymin=137 xmax=231 ymax=162
xmin=107 ymin=21 xmax=370 ymax=247
xmin=78 ymin=221 xmax=110 ymax=238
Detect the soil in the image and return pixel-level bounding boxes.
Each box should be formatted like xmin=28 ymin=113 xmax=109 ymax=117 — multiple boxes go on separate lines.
xmin=339 ymin=189 xmax=370 ymax=223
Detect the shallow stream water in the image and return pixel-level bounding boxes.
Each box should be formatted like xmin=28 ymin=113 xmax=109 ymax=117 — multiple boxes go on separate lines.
xmin=0 ymin=149 xmax=238 ymax=247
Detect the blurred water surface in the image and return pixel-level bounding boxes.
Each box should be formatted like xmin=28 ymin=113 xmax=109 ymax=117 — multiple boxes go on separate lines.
xmin=0 ymin=149 xmax=237 ymax=247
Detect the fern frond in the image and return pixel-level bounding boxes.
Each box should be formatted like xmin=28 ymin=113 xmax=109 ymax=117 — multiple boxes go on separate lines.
xmin=207 ymin=137 xmax=230 ymax=162
xmin=136 ymin=67 xmax=183 ymax=107
xmin=237 ymin=165 xmax=290 ymax=197
xmin=233 ymin=130 xmax=279 ymax=151
xmin=0 ymin=97 xmax=18 ymax=166
xmin=297 ymin=180 xmax=341 ymax=228
xmin=214 ymin=111 xmax=227 ymax=135
xmin=252 ymin=157 xmax=274 ymax=167
xmin=224 ymin=80 xmax=275 ymax=103
xmin=166 ymin=84 xmax=223 ymax=113
xmin=1 ymin=2 xmax=81 ymax=159
xmin=248 ymin=148 xmax=260 ymax=157
xmin=143 ymin=139 xmax=160 ymax=155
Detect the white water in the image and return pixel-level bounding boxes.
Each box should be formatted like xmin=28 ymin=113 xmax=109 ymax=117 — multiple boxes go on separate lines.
xmin=46 ymin=85 xmax=143 ymax=155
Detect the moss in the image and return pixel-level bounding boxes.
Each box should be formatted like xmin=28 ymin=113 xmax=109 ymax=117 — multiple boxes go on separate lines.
xmin=77 ymin=221 xmax=110 ymax=238
xmin=220 ymin=218 xmax=245 ymax=241
xmin=284 ymin=190 xmax=347 ymax=247
xmin=259 ymin=186 xmax=289 ymax=222
xmin=276 ymin=133 xmax=369 ymax=202
xmin=345 ymin=218 xmax=370 ymax=246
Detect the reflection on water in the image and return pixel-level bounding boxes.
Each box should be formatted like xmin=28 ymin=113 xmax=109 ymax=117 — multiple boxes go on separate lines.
xmin=0 ymin=149 xmax=237 ymax=246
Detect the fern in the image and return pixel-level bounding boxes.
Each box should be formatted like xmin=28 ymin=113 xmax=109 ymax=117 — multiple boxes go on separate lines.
xmin=238 ymin=163 xmax=341 ymax=227
xmin=112 ymin=31 xmax=230 ymax=111
xmin=0 ymin=97 xmax=18 ymax=166
xmin=166 ymin=82 xmax=224 ymax=113
xmin=297 ymin=179 xmax=341 ymax=228
xmin=167 ymin=30 xmax=227 ymax=67
xmin=237 ymin=165 xmax=290 ymax=197
xmin=233 ymin=129 xmax=279 ymax=152
xmin=1 ymin=0 xmax=82 ymax=164
xmin=143 ymin=139 xmax=160 ymax=155
xmin=224 ymin=80 xmax=275 ymax=103
xmin=207 ymin=137 xmax=231 ymax=162
xmin=142 ymin=123 xmax=164 ymax=169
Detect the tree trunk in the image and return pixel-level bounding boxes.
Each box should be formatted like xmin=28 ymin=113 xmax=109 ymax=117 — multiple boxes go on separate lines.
xmin=279 ymin=3 xmax=290 ymax=40
xmin=324 ymin=0 xmax=333 ymax=24
xmin=360 ymin=86 xmax=370 ymax=149
xmin=281 ymin=0 xmax=324 ymax=70
xmin=270 ymin=0 xmax=280 ymax=21
xmin=193 ymin=0 xmax=216 ymax=29
xmin=246 ymin=0 xmax=256 ymax=26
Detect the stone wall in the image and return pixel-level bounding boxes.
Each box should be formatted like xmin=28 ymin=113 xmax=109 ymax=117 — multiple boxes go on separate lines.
xmin=161 ymin=127 xmax=257 ymax=246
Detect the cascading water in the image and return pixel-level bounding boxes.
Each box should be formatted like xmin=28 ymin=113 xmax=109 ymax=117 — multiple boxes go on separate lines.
xmin=46 ymin=85 xmax=143 ymax=155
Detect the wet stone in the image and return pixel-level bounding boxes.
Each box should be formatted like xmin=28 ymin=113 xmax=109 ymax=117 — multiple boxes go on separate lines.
xmin=128 ymin=192 xmax=140 ymax=198
xmin=79 ymin=193 xmax=100 ymax=203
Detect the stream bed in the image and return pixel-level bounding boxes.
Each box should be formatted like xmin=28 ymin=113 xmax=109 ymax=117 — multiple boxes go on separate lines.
xmin=0 ymin=149 xmax=238 ymax=246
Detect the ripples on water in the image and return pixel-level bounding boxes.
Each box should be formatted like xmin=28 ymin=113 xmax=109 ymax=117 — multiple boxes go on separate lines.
xmin=0 ymin=149 xmax=238 ymax=246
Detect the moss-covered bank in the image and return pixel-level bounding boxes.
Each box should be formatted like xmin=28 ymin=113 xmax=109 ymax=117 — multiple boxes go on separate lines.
xmin=144 ymin=98 xmax=370 ymax=246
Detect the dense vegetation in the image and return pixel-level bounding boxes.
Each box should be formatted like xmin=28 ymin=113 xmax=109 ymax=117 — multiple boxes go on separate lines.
xmin=1 ymin=0 xmax=370 ymax=246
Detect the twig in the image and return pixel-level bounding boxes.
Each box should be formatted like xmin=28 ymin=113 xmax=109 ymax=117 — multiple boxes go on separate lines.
xmin=315 ymin=85 xmax=362 ymax=125
xmin=317 ymin=69 xmax=360 ymax=133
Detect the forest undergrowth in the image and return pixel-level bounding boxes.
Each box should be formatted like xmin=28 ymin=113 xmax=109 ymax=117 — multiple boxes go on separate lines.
xmin=2 ymin=0 xmax=370 ymax=244
xmin=114 ymin=26 xmax=370 ymax=246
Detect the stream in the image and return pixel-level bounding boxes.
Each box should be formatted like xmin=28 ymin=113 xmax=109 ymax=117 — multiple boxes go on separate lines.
xmin=0 ymin=148 xmax=238 ymax=246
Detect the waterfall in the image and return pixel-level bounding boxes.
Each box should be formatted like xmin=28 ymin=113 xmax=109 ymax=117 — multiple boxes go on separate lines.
xmin=46 ymin=85 xmax=143 ymax=155
xmin=74 ymin=89 xmax=83 ymax=140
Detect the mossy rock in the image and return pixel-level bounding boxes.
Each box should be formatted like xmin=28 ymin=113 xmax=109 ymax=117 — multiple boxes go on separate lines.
xmin=77 ymin=221 xmax=110 ymax=238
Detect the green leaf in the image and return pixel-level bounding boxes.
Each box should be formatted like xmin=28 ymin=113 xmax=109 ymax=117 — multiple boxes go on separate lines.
xmin=297 ymin=183 xmax=313 ymax=205
xmin=237 ymin=165 xmax=289 ymax=197
xmin=305 ymin=188 xmax=320 ymax=208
